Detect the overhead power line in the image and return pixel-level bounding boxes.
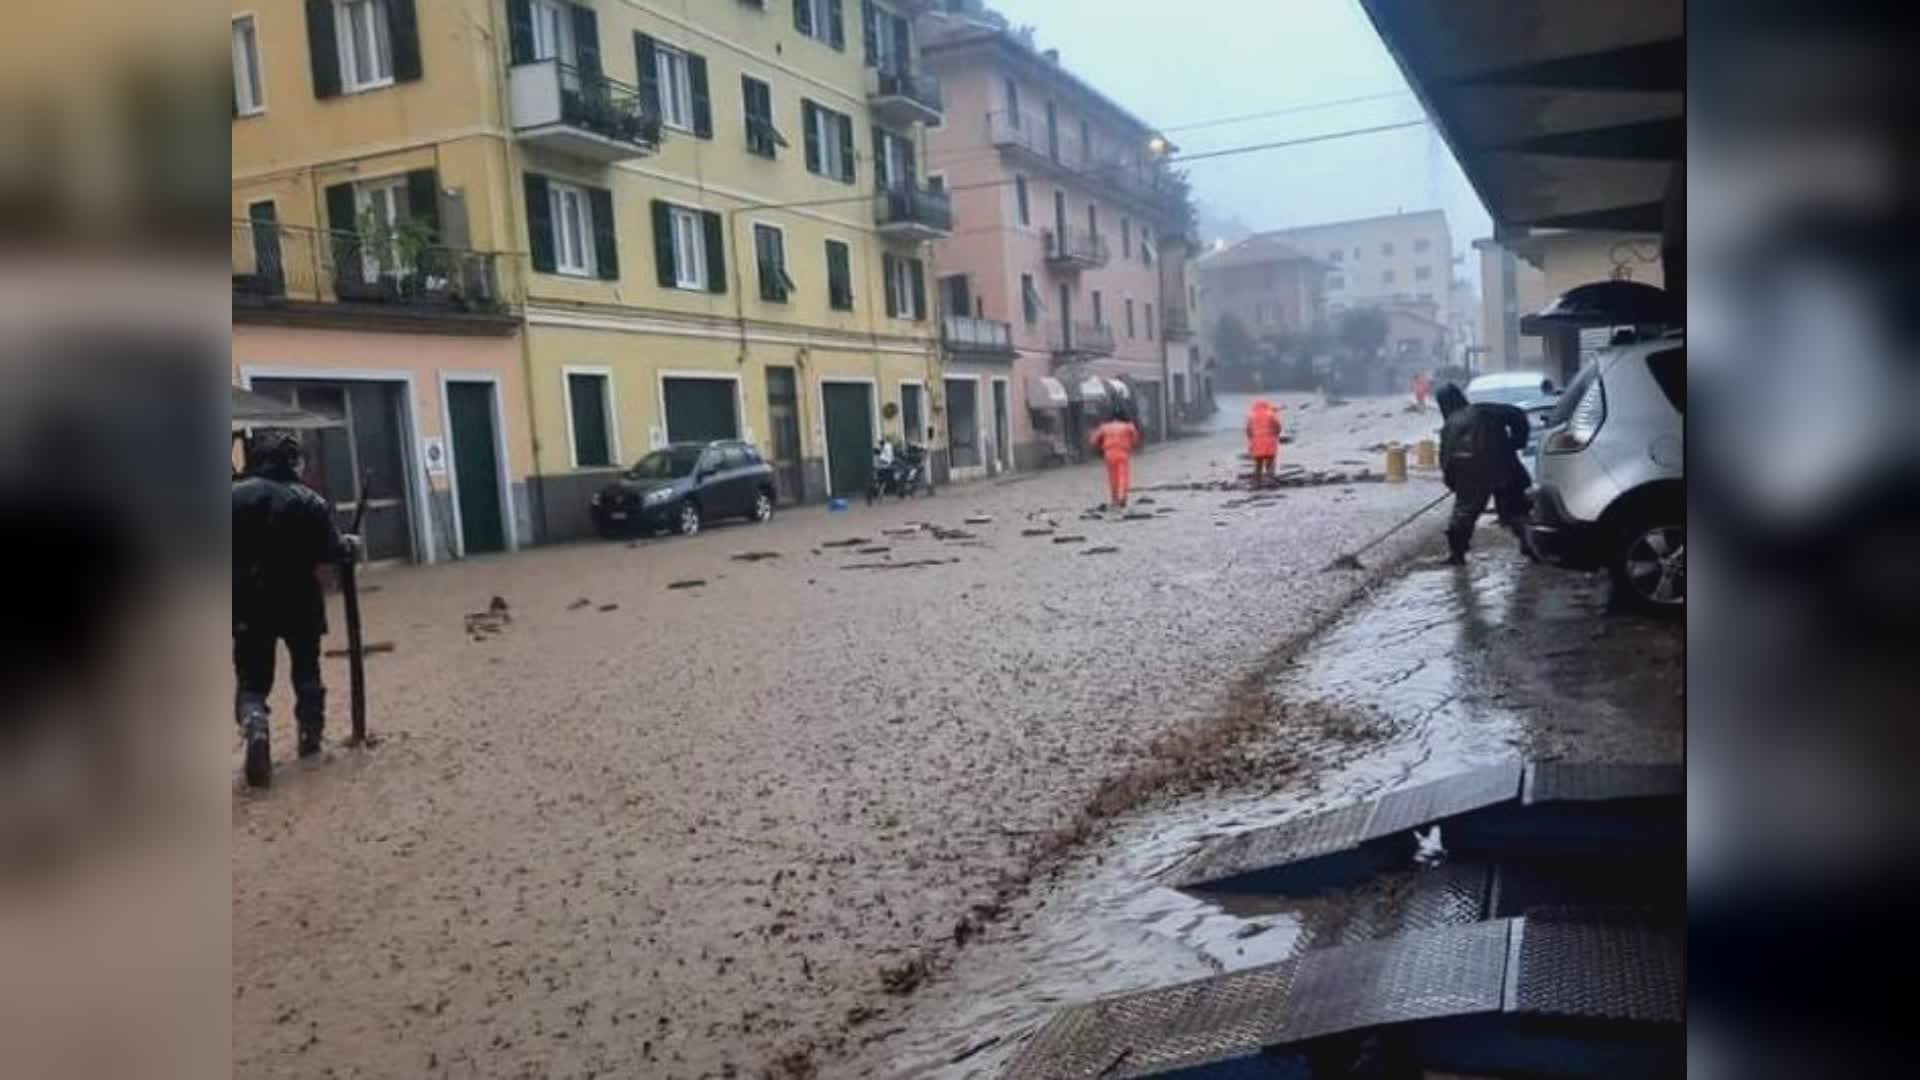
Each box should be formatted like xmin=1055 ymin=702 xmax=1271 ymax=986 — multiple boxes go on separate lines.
xmin=1159 ymin=89 xmax=1414 ymax=135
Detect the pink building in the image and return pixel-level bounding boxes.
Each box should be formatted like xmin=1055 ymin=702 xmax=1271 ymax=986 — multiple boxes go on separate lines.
xmin=921 ymin=18 xmax=1180 ymax=471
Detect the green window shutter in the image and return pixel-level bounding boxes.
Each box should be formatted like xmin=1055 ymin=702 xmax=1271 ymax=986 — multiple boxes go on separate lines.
xmin=634 ymin=34 xmax=660 ymax=120
xmin=882 ymin=254 xmax=899 ymax=317
xmin=794 ymin=0 xmax=812 ymax=37
xmin=405 ymin=169 xmax=440 ymax=237
xmin=827 ymin=0 xmax=846 ymax=50
xmin=325 ymin=181 xmax=361 ymax=288
xmin=836 ymin=113 xmax=855 ymax=183
xmin=389 ymin=0 xmax=423 ymax=83
xmin=871 ymin=126 xmax=886 ymax=189
xmin=651 ymin=200 xmax=675 ymax=287
xmin=572 ymin=3 xmax=602 ymax=78
xmin=507 ymin=0 xmax=535 ymax=65
xmin=590 ymin=187 xmax=619 ymax=280
xmin=861 ymin=1 xmax=878 ymax=67
xmin=702 ymin=211 xmax=727 ymax=293
xmin=689 ymin=52 xmax=712 ymax=138
xmin=802 ymin=101 xmax=821 ymax=174
xmin=524 ymin=174 xmax=555 ymax=273
xmin=909 ymin=259 xmax=926 ymax=321
xmin=305 ymin=0 xmax=341 ymax=99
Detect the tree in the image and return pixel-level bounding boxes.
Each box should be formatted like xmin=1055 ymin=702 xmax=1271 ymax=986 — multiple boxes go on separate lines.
xmin=1216 ymin=311 xmax=1255 ymax=370
xmin=1338 ymin=307 xmax=1389 ymax=362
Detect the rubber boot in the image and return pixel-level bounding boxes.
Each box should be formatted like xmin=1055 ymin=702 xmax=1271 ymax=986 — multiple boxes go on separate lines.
xmin=295 ymin=682 xmax=325 ymax=758
xmin=239 ymin=698 xmax=272 ymax=788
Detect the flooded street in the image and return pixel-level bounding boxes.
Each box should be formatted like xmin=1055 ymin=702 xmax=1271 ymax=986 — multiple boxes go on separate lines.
xmin=231 ymin=393 xmax=1678 ymax=1080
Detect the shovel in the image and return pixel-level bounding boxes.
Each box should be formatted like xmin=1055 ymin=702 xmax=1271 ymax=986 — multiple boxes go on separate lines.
xmin=1323 ymin=491 xmax=1451 ymax=572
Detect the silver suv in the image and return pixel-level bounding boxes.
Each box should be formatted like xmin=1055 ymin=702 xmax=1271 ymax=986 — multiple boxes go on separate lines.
xmin=1528 ymin=336 xmax=1685 ymax=612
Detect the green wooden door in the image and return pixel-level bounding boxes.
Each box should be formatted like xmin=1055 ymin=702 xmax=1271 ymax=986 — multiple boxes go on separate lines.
xmin=448 ymin=381 xmax=506 ymax=554
xmin=821 ymin=382 xmax=874 ymax=497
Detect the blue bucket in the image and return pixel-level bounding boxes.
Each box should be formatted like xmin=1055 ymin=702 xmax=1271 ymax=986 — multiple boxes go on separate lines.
xmin=828 ymin=497 xmax=850 ymax=512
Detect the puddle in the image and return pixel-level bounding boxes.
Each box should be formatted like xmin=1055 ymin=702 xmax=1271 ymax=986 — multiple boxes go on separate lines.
xmin=875 ymin=558 xmax=1608 ymax=1078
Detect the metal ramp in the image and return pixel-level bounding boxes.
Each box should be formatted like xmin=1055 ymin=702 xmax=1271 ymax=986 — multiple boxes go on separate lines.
xmin=1003 ymin=913 xmax=1683 ymax=1079
xmin=1163 ymin=762 xmax=1681 ymax=897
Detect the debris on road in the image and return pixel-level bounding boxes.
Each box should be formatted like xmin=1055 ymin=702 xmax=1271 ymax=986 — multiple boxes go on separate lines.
xmin=597 ymin=603 xmax=620 ymax=612
xmin=566 ymin=597 xmax=592 ymax=610
xmin=667 ymin=579 xmax=707 ymax=590
xmin=930 ymin=527 xmax=976 ymax=541
xmin=732 ymin=551 xmax=782 ymax=562
xmin=963 ymin=515 xmax=993 ymax=525
xmin=879 ymin=958 xmax=929 ymax=996
xmin=1122 ymin=511 xmax=1154 ymax=521
xmin=856 ymin=546 xmax=891 ymax=555
xmin=1052 ymin=535 xmax=1086 ymax=544
xmin=1083 ymin=546 xmax=1120 ymax=556
xmin=840 ymin=559 xmax=954 ymax=571
xmin=1020 ymin=528 xmax=1055 ymax=537
xmin=821 ymin=538 xmax=869 ymax=548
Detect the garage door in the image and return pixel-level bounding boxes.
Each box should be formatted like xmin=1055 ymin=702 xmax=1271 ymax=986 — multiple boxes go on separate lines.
xmin=663 ymin=377 xmax=739 ymax=443
xmin=821 ymin=382 xmax=875 ymax=497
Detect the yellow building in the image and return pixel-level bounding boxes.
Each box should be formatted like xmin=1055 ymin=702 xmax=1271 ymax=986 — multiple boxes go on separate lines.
xmin=233 ymin=0 xmax=947 ymax=547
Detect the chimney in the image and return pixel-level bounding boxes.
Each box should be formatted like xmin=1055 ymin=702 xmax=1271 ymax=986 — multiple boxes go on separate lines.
xmin=1043 ymin=48 xmax=1059 ymax=64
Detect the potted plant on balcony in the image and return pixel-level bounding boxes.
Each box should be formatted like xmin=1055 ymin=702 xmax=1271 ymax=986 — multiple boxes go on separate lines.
xmin=353 ymin=211 xmax=440 ymax=304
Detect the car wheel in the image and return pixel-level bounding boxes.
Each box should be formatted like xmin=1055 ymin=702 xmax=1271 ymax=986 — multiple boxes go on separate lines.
xmin=675 ymin=501 xmax=702 ymax=538
xmin=1610 ymin=517 xmax=1685 ymax=614
xmin=750 ymin=489 xmax=774 ymax=523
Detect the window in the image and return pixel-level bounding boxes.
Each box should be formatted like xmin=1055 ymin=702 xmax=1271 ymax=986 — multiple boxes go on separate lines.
xmin=1091 ymin=290 xmax=1104 ymax=326
xmin=232 ymin=15 xmax=265 ymax=115
xmin=529 ymin=0 xmax=577 ymax=65
xmin=793 ymin=0 xmax=845 ymax=49
xmin=1005 ymin=77 xmax=1020 ymax=123
xmin=1353 ymin=246 xmax=1362 ymax=258
xmin=336 ymin=0 xmax=395 ymax=91
xmin=1014 ymin=176 xmax=1030 ymax=225
xmin=742 ymin=75 xmax=783 ymax=157
xmin=825 ymin=239 xmax=853 ymax=310
xmin=546 ymin=181 xmax=597 ymax=277
xmin=1381 ymin=241 xmax=1394 ymax=255
xmin=754 ymin=224 xmax=795 ymax=302
xmin=864 ymin=1 xmax=910 ymax=70
xmin=1079 ymin=118 xmax=1091 ymax=164
xmin=1125 ymin=298 xmax=1136 ymax=338
xmin=873 ymin=127 xmax=914 ymax=191
xmin=1087 ymin=203 xmax=1099 ymax=239
xmin=1415 ymin=264 xmax=1433 ymax=281
xmin=1381 ymin=269 xmax=1395 ymax=285
xmin=1414 ymin=237 xmax=1431 ymax=253
xmin=1328 ymin=249 xmax=1343 ymax=263
xmin=1142 ymin=236 xmax=1153 ymax=266
xmin=1121 ymin=218 xmax=1132 ymax=258
xmin=669 ymin=206 xmax=707 ymax=289
xmin=802 ymin=100 xmax=856 ymax=183
xmin=1146 ymin=303 xmax=1155 ymax=340
xmin=654 ymin=42 xmax=695 ymax=131
xmin=883 ymin=253 xmax=925 ymax=319
xmin=1327 ymin=272 xmax=1345 ymax=289
xmin=566 ymin=371 xmax=615 ymax=467
xmin=1417 ymin=292 xmax=1434 ymax=302
xmin=1189 ymin=284 xmax=1197 ymax=309
xmin=1020 ymin=273 xmax=1041 ymax=324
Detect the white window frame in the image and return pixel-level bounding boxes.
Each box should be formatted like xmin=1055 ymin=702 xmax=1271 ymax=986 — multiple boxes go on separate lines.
xmin=888 ymin=255 xmax=920 ymax=320
xmin=335 ymin=0 xmax=395 ymax=94
xmin=655 ymin=42 xmax=695 ymax=132
xmin=810 ymin=104 xmax=848 ymax=180
xmin=561 ymin=366 xmax=621 ymax=469
xmin=753 ymin=221 xmax=795 ymax=301
xmin=529 ymin=0 xmax=578 ymax=64
xmin=797 ymin=0 xmax=833 ymax=44
xmin=547 ymin=180 xmax=597 ymax=278
xmin=669 ymin=205 xmax=706 ymax=291
xmin=353 ymin=177 xmax=409 ymax=279
xmin=232 ymin=14 xmax=267 ymax=116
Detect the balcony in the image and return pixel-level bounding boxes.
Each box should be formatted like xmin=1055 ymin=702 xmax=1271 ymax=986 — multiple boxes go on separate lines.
xmin=1043 ymin=225 xmax=1110 ymax=271
xmin=509 ymin=60 xmax=661 ymax=164
xmin=868 ymin=66 xmax=943 ymax=127
xmin=1047 ymin=320 xmax=1116 ymax=360
xmin=874 ymin=185 xmax=953 ymax=240
xmin=942 ymin=315 xmax=1016 ymax=359
xmin=1093 ymin=155 xmax=1185 ymax=217
xmin=1161 ymin=305 xmax=1195 ymax=340
xmin=233 ymin=220 xmax=518 ymax=331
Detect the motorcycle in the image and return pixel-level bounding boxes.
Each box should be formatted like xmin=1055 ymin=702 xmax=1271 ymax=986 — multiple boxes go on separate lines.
xmin=867 ymin=442 xmax=931 ymax=504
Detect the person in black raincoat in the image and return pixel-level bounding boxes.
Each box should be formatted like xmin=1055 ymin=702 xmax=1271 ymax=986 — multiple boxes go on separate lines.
xmin=1436 ymin=383 xmax=1533 ymax=565
xmin=232 ymin=431 xmax=357 ymax=786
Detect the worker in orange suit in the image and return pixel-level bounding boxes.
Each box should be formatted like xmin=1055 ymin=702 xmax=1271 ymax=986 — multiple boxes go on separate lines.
xmin=1246 ymin=398 xmax=1282 ymax=487
xmin=1089 ymin=404 xmax=1143 ymax=509
xmin=1412 ymin=370 xmax=1432 ymax=412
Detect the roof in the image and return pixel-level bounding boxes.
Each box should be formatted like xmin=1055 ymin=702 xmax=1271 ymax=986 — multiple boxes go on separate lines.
xmin=1261 ymin=209 xmax=1450 ymax=239
xmin=919 ymin=20 xmax=1163 ymax=141
xmin=1197 ymin=234 xmax=1325 ymax=272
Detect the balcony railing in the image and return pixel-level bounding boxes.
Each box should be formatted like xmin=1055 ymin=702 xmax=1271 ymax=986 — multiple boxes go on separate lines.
xmin=1043 ymin=225 xmax=1110 ymax=270
xmin=874 ymin=184 xmax=953 ymax=238
xmin=987 ymin=110 xmax=1083 ymax=170
xmin=233 ymin=220 xmax=516 ymax=319
xmin=1161 ymin=305 xmax=1195 ymax=339
xmin=868 ymin=66 xmax=943 ymax=125
xmin=942 ymin=315 xmax=1015 ymax=358
xmin=1047 ymin=320 xmax=1116 ymax=359
xmin=509 ymin=60 xmax=661 ymax=163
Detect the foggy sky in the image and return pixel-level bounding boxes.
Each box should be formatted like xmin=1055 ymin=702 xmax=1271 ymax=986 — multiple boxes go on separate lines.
xmin=996 ymin=0 xmax=1493 ymax=288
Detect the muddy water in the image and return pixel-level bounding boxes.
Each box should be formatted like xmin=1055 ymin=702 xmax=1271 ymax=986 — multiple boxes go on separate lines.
xmin=871 ymin=556 xmax=1684 ymax=1077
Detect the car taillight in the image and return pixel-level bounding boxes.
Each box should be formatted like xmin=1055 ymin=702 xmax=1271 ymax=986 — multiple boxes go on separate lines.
xmin=1544 ymin=378 xmax=1606 ymax=454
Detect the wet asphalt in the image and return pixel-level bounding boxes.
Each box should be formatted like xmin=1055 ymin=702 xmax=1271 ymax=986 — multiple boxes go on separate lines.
xmin=231 ymin=393 xmax=1676 ymax=1080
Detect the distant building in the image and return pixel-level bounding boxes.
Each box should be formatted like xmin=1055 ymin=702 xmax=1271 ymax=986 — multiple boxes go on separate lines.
xmin=1474 ymin=238 xmax=1551 ymax=374
xmin=1195 ymin=234 xmax=1328 ymax=340
xmin=1257 ymin=210 xmax=1456 ymax=323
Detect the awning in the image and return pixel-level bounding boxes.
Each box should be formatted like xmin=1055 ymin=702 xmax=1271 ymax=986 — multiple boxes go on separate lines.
xmin=1103 ymin=377 xmax=1132 ymax=399
xmin=1027 ymin=376 xmax=1070 ymax=409
xmin=1069 ymin=376 xmax=1109 ymax=403
xmin=231 ymin=385 xmax=344 ymax=432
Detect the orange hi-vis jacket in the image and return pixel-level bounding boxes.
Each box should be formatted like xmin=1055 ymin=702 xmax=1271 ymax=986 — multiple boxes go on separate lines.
xmin=1090 ymin=419 xmax=1141 ymax=463
xmin=1246 ymin=402 xmax=1281 ymax=459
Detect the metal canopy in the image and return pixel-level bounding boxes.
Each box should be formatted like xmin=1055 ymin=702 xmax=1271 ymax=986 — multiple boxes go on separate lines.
xmin=231 ymin=385 xmax=344 ymax=432
xmin=1358 ymin=0 xmax=1682 ymax=236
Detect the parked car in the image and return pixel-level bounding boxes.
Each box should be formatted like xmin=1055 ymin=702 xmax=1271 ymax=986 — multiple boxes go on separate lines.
xmin=590 ymin=441 xmax=775 ymax=539
xmin=1528 ymin=337 xmax=1685 ymax=613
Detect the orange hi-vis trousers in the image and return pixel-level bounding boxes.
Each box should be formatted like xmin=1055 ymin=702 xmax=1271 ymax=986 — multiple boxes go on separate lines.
xmin=1106 ymin=457 xmax=1132 ymax=507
